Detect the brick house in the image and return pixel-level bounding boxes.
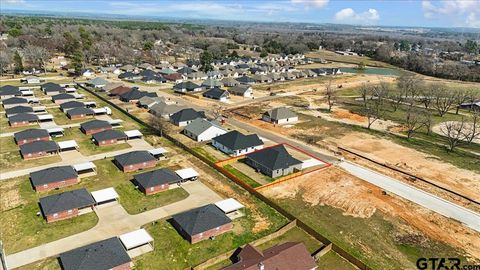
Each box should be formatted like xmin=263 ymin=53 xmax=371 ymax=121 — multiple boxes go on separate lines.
xmin=171 ymin=204 xmax=233 ymax=244
xmin=66 ymin=107 xmax=95 ymax=120
xmin=39 ymin=188 xmax=95 ymax=223
xmin=133 ymin=168 xmax=182 ymax=195
xmin=245 ymin=145 xmax=302 ymax=178
xmin=92 ymin=130 xmax=127 ymax=146
xmin=19 ymin=140 xmax=59 ymax=160
xmin=30 ymin=166 xmax=79 ymax=192
xmin=8 ymin=113 xmax=38 ymax=127
xmin=60 ymin=101 xmax=85 ymax=112
xmin=59 ymin=237 xmax=132 ymax=270
xmin=14 ymin=128 xmax=50 ymax=145
xmin=80 ymin=120 xmax=112 ymax=135
xmin=113 ymin=151 xmax=157 ymax=173
xmin=52 ymin=93 xmax=76 ymax=104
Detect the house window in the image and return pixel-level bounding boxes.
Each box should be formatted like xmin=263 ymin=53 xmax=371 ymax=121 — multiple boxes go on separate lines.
xmin=67 ymin=209 xmax=73 ymax=214
xmin=150 ymin=187 xmax=154 ymax=191
xmin=143 ymin=162 xmax=147 ymax=166
xmin=216 ymin=226 xmax=220 ymax=230
xmin=43 ymin=184 xmax=48 ymax=188
xmin=199 ymin=232 xmax=204 ymax=237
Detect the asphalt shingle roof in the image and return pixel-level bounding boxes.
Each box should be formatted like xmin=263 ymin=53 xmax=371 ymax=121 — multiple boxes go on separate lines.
xmin=170 ymin=108 xmax=205 ymax=123
xmin=120 ymin=89 xmax=157 ymax=101
xmin=20 ymin=140 xmax=59 ymax=154
xmin=114 ymin=151 xmax=156 ymax=167
xmin=212 ymin=130 xmax=263 ymax=151
xmin=5 ymin=105 xmax=34 ymax=115
xmin=60 ymin=101 xmax=85 ymax=110
xmin=52 ymin=93 xmax=75 ymax=101
xmin=39 ymin=188 xmax=94 ymax=216
xmin=173 ymin=81 xmax=201 ymax=91
xmin=172 ymin=204 xmax=231 ymax=236
xmin=30 ymin=166 xmax=78 ymax=186
xmin=14 ymin=128 xmax=49 ymax=141
xmin=67 ymin=107 xmax=94 ymax=117
xmin=80 ymin=120 xmax=112 ymax=131
xmin=229 ymin=85 xmax=251 ymax=95
xmin=246 ymin=145 xmax=302 ymax=171
xmin=202 ymin=87 xmax=229 ymax=100
xmin=184 ymin=118 xmax=224 ymax=136
xmin=92 ymin=130 xmax=126 ymax=142
xmin=9 ymin=113 xmax=38 ymax=122
xmin=0 ymin=85 xmax=21 ymax=96
xmin=134 ymin=168 xmax=181 ymax=188
xmin=264 ymin=107 xmax=297 ymax=121
xmin=42 ymin=82 xmax=64 ymax=93
xmin=3 ymin=97 xmax=28 ymax=105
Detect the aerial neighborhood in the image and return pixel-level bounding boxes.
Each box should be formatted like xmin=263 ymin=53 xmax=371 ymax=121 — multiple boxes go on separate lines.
xmin=0 ymin=3 xmax=480 ymax=270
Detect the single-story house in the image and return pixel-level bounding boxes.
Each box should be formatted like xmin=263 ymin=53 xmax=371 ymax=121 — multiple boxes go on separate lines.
xmin=80 ymin=68 xmax=94 ymax=77
xmin=183 ymin=118 xmax=227 ymax=142
xmin=220 ymin=77 xmax=240 ymax=87
xmin=0 ymin=85 xmax=22 ymax=99
xmin=212 ymin=130 xmax=264 ymax=157
xmin=86 ymin=77 xmax=109 ymax=88
xmin=102 ymin=82 xmax=124 ymax=92
xmin=171 ymin=204 xmax=233 ymax=244
xmin=139 ymin=63 xmax=154 ymax=70
xmin=187 ymin=71 xmax=208 ymax=81
xmin=149 ymin=102 xmax=186 ymax=119
xmin=39 ymin=188 xmax=95 ymax=223
xmin=223 ymin=242 xmax=317 ymax=270
xmin=92 ymin=130 xmax=127 ymax=146
xmin=120 ymin=64 xmax=136 ymax=72
xmin=5 ymin=105 xmax=34 ymax=116
xmin=201 ymin=78 xmax=222 ymax=89
xmin=236 ymin=75 xmax=256 ymax=85
xmin=173 ymin=81 xmax=202 ymax=93
xmin=52 ymin=93 xmax=76 ymax=104
xmin=202 ymin=87 xmax=230 ymax=101
xmin=66 ymin=107 xmax=95 ymax=120
xmin=133 ymin=168 xmax=182 ymax=195
xmin=2 ymin=97 xmax=30 ymax=108
xmin=229 ymin=85 xmax=253 ymax=98
xmin=245 ymin=144 xmax=302 ymax=178
xmin=177 ymin=66 xmax=196 ymax=75
xmin=80 ymin=120 xmax=113 ymax=135
xmin=14 ymin=128 xmax=50 ymax=145
xmin=30 ymin=166 xmax=79 ymax=192
xmin=170 ymin=108 xmax=206 ymax=127
xmin=114 ymin=151 xmax=157 ymax=172
xmin=118 ymin=71 xmax=141 ymax=81
xmin=20 ymin=140 xmax=59 ymax=160
xmin=164 ymin=73 xmax=184 ymax=83
xmin=119 ymin=89 xmax=157 ymax=103
xmin=21 ymin=76 xmax=42 ymax=84
xmin=138 ymin=96 xmax=162 ymax=109
xmin=141 ymin=74 xmax=167 ymax=84
xmin=60 ymin=101 xmax=85 ymax=112
xmin=109 ymin=86 xmax=133 ymax=97
xmin=59 ymin=237 xmax=132 ymax=270
xmin=8 ymin=113 xmax=38 ymax=127
xmin=253 ymin=74 xmax=272 ymax=83
xmin=41 ymin=82 xmax=65 ymax=95
xmin=262 ymin=107 xmax=298 ymax=125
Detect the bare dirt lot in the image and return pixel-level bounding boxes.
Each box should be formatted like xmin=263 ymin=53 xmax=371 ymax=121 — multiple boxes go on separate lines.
xmin=329 ymin=132 xmax=480 ymax=200
xmin=260 ymin=166 xmax=480 ymax=259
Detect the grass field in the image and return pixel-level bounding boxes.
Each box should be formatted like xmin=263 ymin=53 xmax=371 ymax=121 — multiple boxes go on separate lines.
xmin=272 ymin=193 xmax=465 ymax=270
xmin=223 ymin=164 xmax=262 ymax=188
xmin=306 ymin=50 xmax=395 ymax=68
xmin=15 ymin=257 xmax=60 ymax=270
xmin=192 ymin=146 xmax=220 ymax=163
xmin=0 ymin=150 xmax=62 ymax=172
xmin=116 ymin=183 xmax=190 ymax=214
xmin=317 ymin=251 xmax=359 ymax=270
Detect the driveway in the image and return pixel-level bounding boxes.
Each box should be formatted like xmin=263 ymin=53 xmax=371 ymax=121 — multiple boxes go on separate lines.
xmin=6 ymin=181 xmax=222 ymax=269
xmin=339 ymin=161 xmax=480 ymax=233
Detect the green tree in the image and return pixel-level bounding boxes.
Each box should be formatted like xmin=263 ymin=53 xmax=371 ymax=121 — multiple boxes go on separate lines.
xmin=229 ymin=50 xmax=239 ymax=58
xmin=79 ymin=26 xmax=93 ymax=51
xmin=8 ymin=28 xmax=22 ymax=37
xmin=465 ymin=40 xmax=478 ymax=54
xmin=260 ymin=51 xmax=268 ymax=58
xmin=71 ymin=50 xmax=84 ymax=74
xmin=63 ymin=32 xmax=80 ymax=56
xmin=143 ymin=41 xmax=154 ymax=51
xmin=200 ymin=50 xmax=213 ymax=72
xmin=13 ymin=50 xmax=23 ymax=74
xmin=357 ymin=61 xmax=366 ymax=70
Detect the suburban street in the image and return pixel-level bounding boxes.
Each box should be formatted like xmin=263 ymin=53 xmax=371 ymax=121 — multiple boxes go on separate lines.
xmin=6 ymin=181 xmax=223 ymax=269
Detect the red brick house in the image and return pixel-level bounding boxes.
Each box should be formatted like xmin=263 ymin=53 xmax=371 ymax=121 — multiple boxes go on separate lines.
xmin=66 ymin=107 xmax=95 ymax=120
xmin=113 ymin=151 xmax=157 ymax=173
xmin=171 ymin=204 xmax=233 ymax=244
xmin=59 ymin=237 xmax=132 ymax=270
xmin=80 ymin=120 xmax=112 ymax=135
xmin=30 ymin=166 xmax=79 ymax=192
xmin=39 ymin=188 xmax=95 ymax=223
xmin=92 ymin=130 xmax=127 ymax=146
xmin=133 ymin=168 xmax=182 ymax=195
xmin=14 ymin=128 xmax=50 ymax=145
xmin=109 ymin=86 xmax=132 ymax=98
xmin=19 ymin=141 xmax=59 ymax=160
xmin=8 ymin=113 xmax=39 ymax=127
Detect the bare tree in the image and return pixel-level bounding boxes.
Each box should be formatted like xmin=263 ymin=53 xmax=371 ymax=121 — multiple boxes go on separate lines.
xmin=24 ymin=45 xmax=51 ymax=73
xmin=325 ymin=79 xmax=336 ymax=112
xmin=464 ymin=111 xmax=480 ymax=144
xmin=432 ymin=84 xmax=456 ymax=117
xmin=403 ymin=107 xmax=428 ymax=139
xmin=148 ymin=114 xmax=170 ymax=137
xmin=361 ymin=83 xmax=389 ymax=129
xmin=440 ymin=118 xmax=467 ymax=151
xmin=0 ymin=50 xmax=12 ymax=75
xmin=211 ymin=104 xmax=225 ymax=120
xmin=454 ymin=90 xmax=469 ymax=115
xmin=397 ymin=74 xmax=422 ymax=108
xmin=419 ymin=84 xmax=435 ymax=109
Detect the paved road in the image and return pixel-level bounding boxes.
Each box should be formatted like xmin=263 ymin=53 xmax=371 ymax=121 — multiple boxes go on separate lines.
xmin=339 ymin=161 xmax=480 ymax=232
xmin=0 ymin=139 xmax=153 ymax=180
xmin=6 ymin=181 xmax=222 ymax=269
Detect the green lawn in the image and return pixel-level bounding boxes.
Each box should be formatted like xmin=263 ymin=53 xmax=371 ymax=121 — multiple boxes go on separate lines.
xmin=0 ymin=114 xmax=40 ymax=133
xmin=317 ymin=251 xmax=358 ymax=270
xmin=0 ymin=136 xmax=19 ymax=152
xmin=192 ymin=146 xmax=219 ymax=163
xmin=0 ymin=176 xmax=98 ymax=254
xmin=272 ymin=193 xmax=466 ymax=270
xmin=0 ymin=150 xmax=62 ymax=172
xmin=223 ymin=164 xmax=262 ymax=188
xmin=15 ymin=257 xmax=61 ymax=270
xmin=116 ymin=183 xmax=190 ymax=214
xmin=47 ymin=107 xmax=86 ymax=125
xmin=257 ymin=226 xmax=322 ymax=253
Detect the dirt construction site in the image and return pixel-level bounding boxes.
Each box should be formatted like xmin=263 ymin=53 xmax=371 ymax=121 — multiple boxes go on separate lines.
xmin=259 ymin=166 xmax=480 ymax=260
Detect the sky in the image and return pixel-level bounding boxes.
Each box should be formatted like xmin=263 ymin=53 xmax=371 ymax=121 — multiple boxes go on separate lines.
xmin=1 ymin=0 xmax=480 ymax=28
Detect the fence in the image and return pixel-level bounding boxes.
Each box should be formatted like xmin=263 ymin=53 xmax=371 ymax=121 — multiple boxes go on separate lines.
xmin=0 ymin=241 xmax=8 ymax=270
xmin=79 ymin=84 xmax=373 ymax=270
xmin=338 ymin=146 xmax=480 ymax=207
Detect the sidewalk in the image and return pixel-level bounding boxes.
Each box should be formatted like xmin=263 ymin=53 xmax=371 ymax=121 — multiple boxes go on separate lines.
xmin=6 ymin=181 xmax=222 ymax=269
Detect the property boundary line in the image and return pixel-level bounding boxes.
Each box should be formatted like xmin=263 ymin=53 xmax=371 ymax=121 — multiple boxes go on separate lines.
xmin=79 ymin=84 xmax=373 ymax=270
xmin=338 ymin=146 xmax=480 ymax=207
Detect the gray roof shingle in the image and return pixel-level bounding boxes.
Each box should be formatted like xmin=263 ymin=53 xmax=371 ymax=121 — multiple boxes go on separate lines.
xmin=30 ymin=166 xmax=78 ymax=186
xmin=172 ymin=204 xmax=231 ymax=236
xmin=170 ymin=108 xmax=205 ymax=124
xmin=67 ymin=107 xmax=94 ymax=117
xmin=246 ymin=145 xmax=302 ymax=171
xmin=264 ymin=107 xmax=297 ymax=121
xmin=5 ymin=105 xmax=34 ymax=115
xmin=212 ymin=130 xmax=263 ymax=151
xmin=14 ymin=128 xmax=49 ymax=141
xmin=80 ymin=120 xmax=112 ymax=131
xmin=9 ymin=113 xmax=38 ymax=122
xmin=39 ymin=188 xmax=95 ymax=216
xmin=134 ymin=168 xmax=181 ymax=188
xmin=114 ymin=151 xmax=156 ymax=167
xmin=92 ymin=130 xmax=127 ymax=142
xmin=20 ymin=140 xmax=59 ymax=155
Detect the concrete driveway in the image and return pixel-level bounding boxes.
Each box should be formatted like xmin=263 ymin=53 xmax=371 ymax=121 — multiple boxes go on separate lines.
xmin=6 ymin=181 xmax=222 ymax=269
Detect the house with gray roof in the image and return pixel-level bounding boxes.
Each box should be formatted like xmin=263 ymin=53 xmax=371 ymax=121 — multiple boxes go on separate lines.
xmin=201 ymin=78 xmax=222 ymax=89
xmin=236 ymin=75 xmax=256 ymax=85
xmin=202 ymin=87 xmax=230 ymax=101
xmin=19 ymin=140 xmax=59 ymax=160
xmin=220 ymin=77 xmax=240 ymax=87
xmin=80 ymin=120 xmax=112 ymax=135
xmin=138 ymin=96 xmax=165 ymax=109
xmin=60 ymin=101 xmax=85 ymax=112
xmin=187 ymin=71 xmax=208 ymax=80
xmin=212 ymin=130 xmax=264 ymax=156
xmin=30 ymin=166 xmax=79 ymax=192
xmin=2 ymin=97 xmax=29 ymax=108
xmin=8 ymin=113 xmax=38 ymax=127
xmin=262 ymin=107 xmax=298 ymax=125
xmin=5 ymin=105 xmax=34 ymax=116
xmin=114 ymin=151 xmax=157 ymax=172
xmin=229 ymin=85 xmax=253 ymax=98
xmin=0 ymin=85 xmax=22 ymax=99
xmin=170 ymin=108 xmax=206 ymax=127
xmin=119 ymin=89 xmax=157 ymax=103
xmin=59 ymin=237 xmax=131 ymax=270
xmin=86 ymin=77 xmax=109 ymax=88
xmin=39 ymin=188 xmax=95 ymax=222
xmin=14 ymin=128 xmax=50 ymax=145
xmin=92 ymin=130 xmax=127 ymax=146
xmin=245 ymin=144 xmax=302 ymax=178
xmin=171 ymin=204 xmax=233 ymax=243
xmin=66 ymin=107 xmax=95 ymax=120
xmin=41 ymin=82 xmax=65 ymax=95
xmin=52 ymin=93 xmax=76 ymax=104
xmin=173 ymin=81 xmax=202 ymax=93
xmin=183 ymin=118 xmax=227 ymax=142
xmin=149 ymin=102 xmax=186 ymax=119
xmin=133 ymin=168 xmax=182 ymax=195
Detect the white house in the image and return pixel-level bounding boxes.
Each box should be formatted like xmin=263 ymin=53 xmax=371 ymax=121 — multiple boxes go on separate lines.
xmin=211 ymin=130 xmax=264 ymax=157
xmin=262 ymin=107 xmax=298 ymax=125
xmin=183 ymin=118 xmax=227 ymax=142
